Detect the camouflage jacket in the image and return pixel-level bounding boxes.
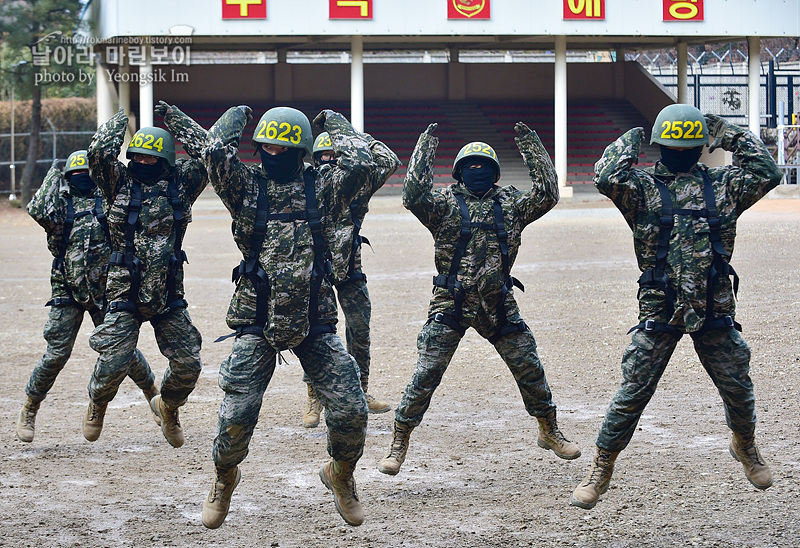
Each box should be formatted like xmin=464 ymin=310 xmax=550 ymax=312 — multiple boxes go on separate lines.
xmin=27 ymin=162 xmax=110 ymax=312
xmin=203 ymin=107 xmax=374 ymax=350
xmin=403 ymin=128 xmax=559 ymax=328
xmin=594 ymin=123 xmax=783 ymax=332
xmin=325 ymin=137 xmax=400 ymax=283
xmin=87 ymin=109 xmax=209 ymax=319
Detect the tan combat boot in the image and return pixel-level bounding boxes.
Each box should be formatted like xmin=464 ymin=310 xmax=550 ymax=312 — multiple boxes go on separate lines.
xmin=150 ymin=395 xmax=184 ymax=448
xmin=16 ymin=397 xmax=40 ymax=443
xmin=536 ymin=410 xmax=581 ymax=460
xmin=319 ymin=459 xmax=364 ymax=526
xmin=730 ymin=431 xmax=772 ymax=489
xmin=363 ymin=383 xmax=391 ymax=414
xmin=303 ymin=383 xmax=323 ymax=428
xmin=142 ymin=384 xmax=161 ymax=425
xmin=83 ymin=400 xmax=108 ymax=442
xmin=202 ymin=466 xmax=242 ymax=529
xmin=378 ymin=421 xmax=414 ymax=475
xmin=570 ymin=447 xmax=619 ymax=509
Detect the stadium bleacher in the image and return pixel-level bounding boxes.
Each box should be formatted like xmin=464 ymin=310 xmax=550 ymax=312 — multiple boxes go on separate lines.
xmin=175 ymin=100 xmax=658 ymax=188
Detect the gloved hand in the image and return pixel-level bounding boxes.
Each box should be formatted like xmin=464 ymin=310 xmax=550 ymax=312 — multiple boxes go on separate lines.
xmin=704 ymin=113 xmax=728 ymax=152
xmin=313 ymin=109 xmax=335 ymax=129
xmin=154 ymin=100 xmax=171 ymax=117
xmin=236 ymin=105 xmax=253 ymax=124
xmin=514 ymin=121 xmax=533 ymax=138
xmin=423 ymin=123 xmax=438 ymax=135
xmin=514 ymin=122 xmax=541 ymax=169
xmin=622 ymin=127 xmax=645 ymax=164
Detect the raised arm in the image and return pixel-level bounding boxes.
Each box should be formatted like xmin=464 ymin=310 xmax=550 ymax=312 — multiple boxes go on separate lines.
xmin=26 ymin=159 xmax=65 ymax=234
xmin=314 ymin=109 xmax=374 ymax=219
xmin=202 ymin=105 xmax=253 ymax=215
xmin=157 ymin=101 xmax=212 ymax=204
xmin=513 ymin=122 xmax=559 ymax=225
xmin=704 ymin=114 xmax=784 ymax=214
xmin=87 ymin=108 xmax=128 ymax=203
xmin=366 ymin=137 xmax=401 ymax=197
xmin=157 ymin=101 xmax=209 ymax=158
xmin=402 ymin=123 xmax=449 ymax=228
xmin=593 ymin=127 xmax=646 ymax=225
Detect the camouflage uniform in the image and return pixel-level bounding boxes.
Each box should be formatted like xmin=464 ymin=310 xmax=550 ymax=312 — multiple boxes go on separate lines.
xmin=307 ymin=138 xmax=400 ymax=393
xmin=86 ymin=109 xmax=206 ymax=408
xmin=24 ymin=162 xmax=155 ymax=403
xmin=202 ymin=107 xmax=374 ymax=468
xmin=593 ymin=122 xmax=784 ymax=452
xmin=396 ymin=125 xmax=560 ymax=428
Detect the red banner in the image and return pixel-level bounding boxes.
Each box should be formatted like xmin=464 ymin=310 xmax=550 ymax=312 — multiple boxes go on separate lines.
xmin=663 ymin=0 xmax=704 ymax=21
xmin=563 ymin=0 xmax=605 ymax=20
xmin=329 ymin=0 xmax=373 ymax=19
xmin=448 ymin=0 xmax=490 ymax=20
xmin=222 ymin=0 xmax=266 ymax=19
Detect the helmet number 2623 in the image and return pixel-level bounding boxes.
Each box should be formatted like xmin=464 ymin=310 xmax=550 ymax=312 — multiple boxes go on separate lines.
xmin=256 ymin=120 xmax=303 ymax=145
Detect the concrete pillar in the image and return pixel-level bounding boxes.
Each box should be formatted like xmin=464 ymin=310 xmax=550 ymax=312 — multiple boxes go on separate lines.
xmin=351 ymin=35 xmax=364 ymax=132
xmin=118 ymin=46 xmax=133 ymax=150
xmin=275 ymin=49 xmax=293 ymax=103
xmin=96 ymin=61 xmax=116 ymax=127
xmin=677 ymin=42 xmax=688 ymax=104
xmin=139 ymin=46 xmax=154 ymax=128
xmin=554 ymin=36 xmax=572 ymax=197
xmin=748 ymin=36 xmax=761 ymax=136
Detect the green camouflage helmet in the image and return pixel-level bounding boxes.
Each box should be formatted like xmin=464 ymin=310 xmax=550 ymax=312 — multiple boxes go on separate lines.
xmin=650 ymin=104 xmax=709 ymax=148
xmin=452 ymin=142 xmax=501 ymax=182
xmin=63 ymin=150 xmax=89 ymax=178
xmin=313 ymin=132 xmax=334 ymax=154
xmin=253 ymin=107 xmax=313 ymax=156
xmin=126 ymin=127 xmax=176 ymax=166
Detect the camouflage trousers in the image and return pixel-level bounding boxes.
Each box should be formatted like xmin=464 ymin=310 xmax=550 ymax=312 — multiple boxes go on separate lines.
xmin=26 ymin=304 xmax=154 ymax=403
xmin=303 ymin=276 xmax=372 ymax=389
xmin=596 ymin=327 xmax=755 ymax=452
xmin=88 ymin=309 xmax=202 ymax=406
xmin=213 ymin=331 xmax=368 ymax=469
xmin=395 ymin=317 xmax=556 ymax=428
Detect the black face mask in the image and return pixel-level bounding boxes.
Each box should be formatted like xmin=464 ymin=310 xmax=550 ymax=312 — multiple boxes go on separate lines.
xmin=68 ymin=172 xmax=95 ymax=196
xmin=260 ymin=148 xmax=302 ymax=182
xmin=461 ymin=164 xmax=496 ymax=197
xmin=659 ymin=145 xmax=703 ymax=174
xmin=129 ymin=160 xmax=164 ymax=182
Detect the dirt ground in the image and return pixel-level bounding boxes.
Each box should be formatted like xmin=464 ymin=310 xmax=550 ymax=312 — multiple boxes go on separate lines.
xmin=1 ymin=186 xmax=798 ymax=548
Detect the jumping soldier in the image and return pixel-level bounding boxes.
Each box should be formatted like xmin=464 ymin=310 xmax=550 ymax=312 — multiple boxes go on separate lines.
xmin=17 ymin=151 xmax=159 ymax=443
xmin=379 ymin=122 xmax=580 ymax=478
xmin=301 ymin=131 xmax=400 ymax=428
xmin=199 ymin=105 xmax=374 ymax=529
xmin=571 ymin=104 xmax=784 ymax=510
xmin=83 ymin=107 xmax=207 ymax=447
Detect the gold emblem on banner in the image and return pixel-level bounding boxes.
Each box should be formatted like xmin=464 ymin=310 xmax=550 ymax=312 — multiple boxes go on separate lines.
xmin=452 ymin=0 xmax=486 ymax=18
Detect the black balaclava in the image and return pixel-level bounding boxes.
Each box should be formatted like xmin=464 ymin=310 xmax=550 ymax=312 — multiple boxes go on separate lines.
xmin=68 ymin=172 xmax=95 ymax=196
xmin=260 ymin=148 xmax=304 ymax=181
xmin=659 ymin=145 xmax=703 ymax=174
xmin=129 ymin=158 xmax=165 ymax=182
xmin=461 ymin=162 xmax=496 ymax=197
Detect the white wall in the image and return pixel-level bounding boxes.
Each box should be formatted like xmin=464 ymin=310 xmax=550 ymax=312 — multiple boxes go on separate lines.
xmin=93 ymin=0 xmax=800 ymax=41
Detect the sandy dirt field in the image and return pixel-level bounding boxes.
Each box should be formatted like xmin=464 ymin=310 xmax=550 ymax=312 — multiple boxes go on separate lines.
xmin=1 ymin=186 xmax=798 ymax=548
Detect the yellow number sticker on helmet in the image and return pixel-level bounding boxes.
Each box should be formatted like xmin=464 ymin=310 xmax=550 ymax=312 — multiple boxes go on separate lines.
xmin=69 ymin=154 xmax=86 ymax=168
xmin=152 ymin=137 xmax=164 ymax=152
